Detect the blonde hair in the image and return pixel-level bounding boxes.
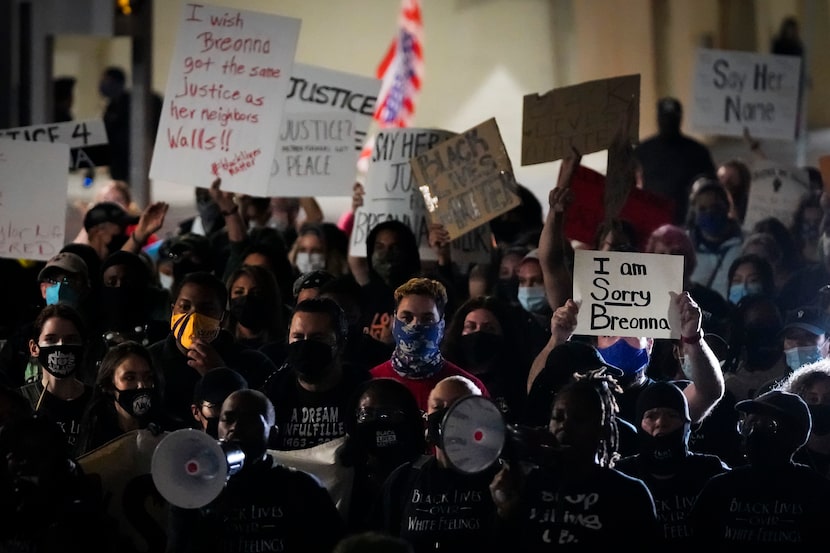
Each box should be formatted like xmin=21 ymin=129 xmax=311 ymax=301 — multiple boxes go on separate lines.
xmin=394 ymin=277 xmax=448 ymax=315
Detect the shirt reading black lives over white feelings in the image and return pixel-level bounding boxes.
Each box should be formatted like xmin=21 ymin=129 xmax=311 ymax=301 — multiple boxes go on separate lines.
xmin=263 ymin=364 xmax=369 ymax=450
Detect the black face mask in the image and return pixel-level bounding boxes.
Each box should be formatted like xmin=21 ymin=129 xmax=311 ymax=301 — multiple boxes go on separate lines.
xmin=353 ymin=421 xmax=407 ymax=457
xmin=38 ymin=344 xmax=83 ymax=378
xmin=425 ymin=407 xmax=447 ymax=447
xmin=371 ymin=250 xmax=408 ymax=288
xmin=230 ymin=295 xmax=271 ymax=333
xmin=99 ymin=286 xmax=144 ymax=330
xmin=742 ymin=429 xmax=793 ymax=467
xmin=460 ymin=332 xmax=505 ymax=373
xmin=809 ymin=404 xmax=830 ymax=436
xmin=494 ymin=277 xmax=519 ymax=303
xmin=637 ymin=424 xmax=690 ymax=476
xmin=286 ymin=340 xmax=334 ymax=383
xmin=197 ymin=200 xmax=222 ymax=231
xmin=116 ymin=388 xmax=155 ymax=419
xmin=205 ymin=417 xmax=220 ymax=439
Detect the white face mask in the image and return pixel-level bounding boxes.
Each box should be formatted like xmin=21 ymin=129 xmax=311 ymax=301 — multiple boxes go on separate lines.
xmin=158 ymin=272 xmax=174 ymax=291
xmin=296 ymin=252 xmax=326 ymax=274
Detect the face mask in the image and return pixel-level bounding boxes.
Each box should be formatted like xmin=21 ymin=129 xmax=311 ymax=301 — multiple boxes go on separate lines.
xmin=517 ymin=286 xmax=547 ymax=314
xmin=597 ymin=339 xmax=649 ymax=378
xmin=425 ymin=407 xmax=448 ymax=447
xmin=354 ymin=421 xmax=405 ymax=454
xmin=230 ymin=295 xmax=271 ymax=333
xmin=296 ymin=252 xmax=326 ymax=274
xmin=742 ymin=427 xmax=792 ymax=467
xmin=372 ymin=250 xmax=406 ymax=287
xmin=196 ymin=200 xmax=222 ymax=230
xmin=116 ymin=387 xmax=155 ymax=419
xmin=286 ymin=339 xmax=335 ymax=383
xmin=37 ymin=344 xmax=83 ymax=378
xmin=205 ymin=417 xmax=220 ymax=439
xmin=390 ymin=319 xmax=445 ymax=379
xmin=99 ymin=286 xmax=143 ymax=330
xmin=460 ymin=332 xmax=504 ymax=372
xmin=637 ymin=424 xmax=690 ymax=476
xmin=696 ymin=210 xmax=729 ymax=236
xmin=45 ymin=282 xmax=81 ymax=308
xmin=809 ymin=404 xmax=830 ymax=436
xmin=495 ymin=277 xmax=519 ymax=303
xmin=728 ymin=282 xmax=764 ymax=304
xmin=158 ymin=272 xmax=174 ymax=291
xmin=743 ymin=324 xmax=782 ymax=370
xmin=171 ymin=312 xmax=221 ymax=350
xmin=784 ymin=346 xmax=823 ymax=371
xmin=802 ymin=221 xmax=820 ymax=244
xmin=268 ymin=215 xmax=290 ymax=232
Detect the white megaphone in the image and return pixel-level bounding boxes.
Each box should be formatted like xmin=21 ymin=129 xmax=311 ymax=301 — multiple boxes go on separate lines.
xmin=151 ymin=428 xmax=245 ymax=508
xmin=438 ymin=395 xmax=507 ymax=475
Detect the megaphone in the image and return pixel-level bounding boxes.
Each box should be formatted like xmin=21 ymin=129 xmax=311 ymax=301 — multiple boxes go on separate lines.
xmin=151 ymin=428 xmax=245 ymax=508
xmin=439 ymin=395 xmax=507 ymax=475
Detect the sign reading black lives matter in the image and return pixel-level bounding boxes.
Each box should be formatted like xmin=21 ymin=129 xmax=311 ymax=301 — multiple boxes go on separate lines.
xmin=410 ymin=118 xmax=520 ymax=240
xmin=349 ymin=127 xmax=493 ymax=264
xmin=573 ymin=250 xmax=683 ymax=339
xmin=691 ymin=48 xmax=802 ymax=141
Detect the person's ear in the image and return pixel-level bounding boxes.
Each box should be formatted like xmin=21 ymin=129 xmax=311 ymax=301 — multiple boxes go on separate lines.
xmin=191 ymin=404 xmax=202 ymax=423
xmin=29 ymin=339 xmax=38 ymax=358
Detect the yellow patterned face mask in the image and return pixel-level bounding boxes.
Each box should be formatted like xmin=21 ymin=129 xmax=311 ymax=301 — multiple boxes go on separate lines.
xmin=170 ymin=312 xmax=221 ymax=349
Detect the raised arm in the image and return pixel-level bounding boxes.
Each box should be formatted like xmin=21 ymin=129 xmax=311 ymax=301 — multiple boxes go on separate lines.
xmin=208 ymin=178 xmax=245 ymax=243
xmin=527 ymin=298 xmax=579 ymax=394
xmin=122 ymin=201 xmax=169 ymax=253
xmin=347 ymin=182 xmax=370 ymax=285
xmin=299 ymin=197 xmax=324 ymax=225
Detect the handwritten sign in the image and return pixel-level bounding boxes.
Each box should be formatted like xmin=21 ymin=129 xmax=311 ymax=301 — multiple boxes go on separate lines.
xmin=269 ymin=63 xmax=381 ymax=197
xmin=150 ymin=3 xmax=301 ymax=196
xmin=521 ymin=74 xmax=640 ymax=165
xmin=0 ymin=139 xmax=69 ymax=261
xmin=0 ymin=119 xmax=108 ymax=170
xmin=349 ymin=127 xmax=492 ymax=264
xmin=410 ymin=118 xmax=520 ymax=240
xmin=743 ymin=159 xmax=810 ymax=230
xmin=573 ymin=249 xmax=683 ymax=339
xmin=691 ymin=48 xmax=801 ymax=141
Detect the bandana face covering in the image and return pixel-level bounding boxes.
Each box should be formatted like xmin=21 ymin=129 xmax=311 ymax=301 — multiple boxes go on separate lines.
xmin=171 ymin=312 xmax=221 ymax=349
xmin=391 ymin=319 xmax=445 ymax=379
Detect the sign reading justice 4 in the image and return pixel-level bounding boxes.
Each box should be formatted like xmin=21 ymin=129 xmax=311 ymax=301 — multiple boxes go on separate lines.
xmin=150 ymin=3 xmax=301 ymax=196
xmin=573 ymin=250 xmax=683 ymax=339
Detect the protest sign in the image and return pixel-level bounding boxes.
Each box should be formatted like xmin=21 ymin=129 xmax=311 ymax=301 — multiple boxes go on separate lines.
xmin=691 ymin=48 xmax=802 ymax=141
xmin=150 ymin=3 xmax=301 ymax=196
xmin=78 ymin=430 xmax=170 ymax=553
xmin=269 ymin=63 xmax=381 ymax=197
xmin=573 ymin=249 xmax=683 ymax=339
xmin=410 ymin=118 xmax=520 ymax=240
xmin=564 ymin=165 xmax=674 ymax=250
xmin=349 ymin=127 xmax=492 ymax=264
xmin=0 ymin=119 xmax=108 ymax=170
xmin=521 ymin=74 xmax=640 ymax=165
xmin=0 ymin=139 xmax=69 ymax=261
xmin=743 ymin=159 xmax=810 ymax=230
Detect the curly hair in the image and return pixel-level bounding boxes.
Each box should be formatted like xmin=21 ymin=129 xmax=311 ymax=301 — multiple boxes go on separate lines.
xmin=776 ymin=359 xmax=830 ymax=399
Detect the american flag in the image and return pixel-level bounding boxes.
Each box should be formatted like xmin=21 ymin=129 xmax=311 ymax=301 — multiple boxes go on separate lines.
xmin=358 ymin=0 xmax=423 ymax=170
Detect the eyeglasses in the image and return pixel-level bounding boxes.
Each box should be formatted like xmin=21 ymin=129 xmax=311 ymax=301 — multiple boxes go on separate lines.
xmin=737 ymin=415 xmax=779 ymax=437
xmin=43 ymin=276 xmax=74 ymax=286
xmin=355 ymin=407 xmax=407 ymax=424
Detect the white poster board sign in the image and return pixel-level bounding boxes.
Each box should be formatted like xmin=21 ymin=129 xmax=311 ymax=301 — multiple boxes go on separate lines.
xmin=349 ymin=127 xmax=492 ymax=264
xmin=269 ymin=63 xmax=381 ymax=197
xmin=691 ymin=48 xmax=802 ymax=141
xmin=0 ymin=139 xmax=69 ymax=261
xmin=573 ymin=250 xmax=683 ymax=339
xmin=150 ymin=3 xmax=301 ymax=196
xmin=0 ymin=119 xmax=108 ymax=170
xmin=743 ymin=159 xmax=810 ymax=231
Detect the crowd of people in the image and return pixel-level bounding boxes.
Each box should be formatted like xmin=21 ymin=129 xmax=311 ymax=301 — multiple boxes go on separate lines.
xmin=2 ymin=88 xmax=830 ymax=552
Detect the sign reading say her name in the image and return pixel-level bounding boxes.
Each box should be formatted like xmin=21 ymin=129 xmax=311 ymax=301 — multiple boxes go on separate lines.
xmin=521 ymin=74 xmax=640 ymax=165
xmin=350 ymin=127 xmax=492 ymax=264
xmin=150 ymin=3 xmax=301 ymax=196
xmin=743 ymin=159 xmax=810 ymax=231
xmin=0 ymin=119 xmax=109 ymax=170
xmin=269 ymin=63 xmax=381 ymax=197
xmin=691 ymin=48 xmax=802 ymax=141
xmin=410 ymin=118 xmax=520 ymax=240
xmin=573 ymin=250 xmax=683 ymax=339
xmin=0 ymin=139 xmax=68 ymax=261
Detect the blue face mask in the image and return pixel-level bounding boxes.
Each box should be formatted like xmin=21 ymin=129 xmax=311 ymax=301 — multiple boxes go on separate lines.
xmin=696 ymin=210 xmax=728 ymax=236
xmin=784 ymin=346 xmax=823 ymax=371
xmin=518 ymin=286 xmax=547 ymax=314
xmin=728 ymin=282 xmax=764 ymax=304
xmin=390 ymin=318 xmax=445 ymax=379
xmin=597 ymin=338 xmax=649 ymax=378
xmin=45 ymin=282 xmax=80 ymax=307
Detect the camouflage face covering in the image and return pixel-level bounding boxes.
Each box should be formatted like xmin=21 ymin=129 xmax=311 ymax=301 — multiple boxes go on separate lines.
xmin=390 ymin=318 xmax=445 ymax=379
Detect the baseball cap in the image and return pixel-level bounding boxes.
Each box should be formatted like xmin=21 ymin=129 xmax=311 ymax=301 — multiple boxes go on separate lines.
xmin=83 ymin=201 xmax=139 ymax=231
xmin=543 ymin=340 xmax=624 ymax=393
xmin=37 ymin=252 xmax=89 ymax=284
xmin=781 ymin=306 xmax=830 ymax=337
xmin=292 ymin=270 xmax=336 ymax=298
xmin=192 ymin=367 xmax=248 ymax=406
xmin=735 ymin=390 xmax=811 ymax=447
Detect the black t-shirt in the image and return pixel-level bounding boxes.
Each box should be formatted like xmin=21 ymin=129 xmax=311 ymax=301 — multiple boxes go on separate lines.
xmin=263 ymin=363 xmax=370 ymax=451
xmin=18 ymin=381 xmax=92 ymax=457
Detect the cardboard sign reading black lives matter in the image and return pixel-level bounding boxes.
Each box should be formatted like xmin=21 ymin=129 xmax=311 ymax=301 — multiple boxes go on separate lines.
xmin=573 ymin=250 xmax=683 ymax=339
xmin=521 ymin=74 xmax=640 ymax=165
xmin=410 ymin=118 xmax=520 ymax=240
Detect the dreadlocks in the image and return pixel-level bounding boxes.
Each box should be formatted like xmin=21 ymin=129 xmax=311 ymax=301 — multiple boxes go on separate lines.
xmin=570 ymin=368 xmax=623 ymax=468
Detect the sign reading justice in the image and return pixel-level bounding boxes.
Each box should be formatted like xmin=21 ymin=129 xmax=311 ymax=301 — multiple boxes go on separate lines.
xmin=573 ymin=250 xmax=683 ymax=339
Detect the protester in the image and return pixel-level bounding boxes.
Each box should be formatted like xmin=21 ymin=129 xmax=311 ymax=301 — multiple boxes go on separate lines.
xmin=190 ymin=366 xmax=248 ymax=438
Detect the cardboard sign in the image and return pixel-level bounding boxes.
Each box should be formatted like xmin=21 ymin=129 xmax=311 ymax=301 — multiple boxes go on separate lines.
xmin=410 ymin=118 xmax=520 ymax=240
xmin=0 ymin=139 xmax=69 ymax=261
xmin=78 ymin=430 xmax=170 ymax=553
xmin=743 ymin=159 xmax=810 ymax=230
xmin=573 ymin=249 xmax=683 ymax=339
xmin=691 ymin=48 xmax=802 ymax=141
xmin=349 ymin=127 xmax=492 ymax=264
xmin=269 ymin=63 xmax=381 ymax=197
xmin=0 ymin=119 xmax=109 ymax=170
xmin=521 ymin=74 xmax=640 ymax=165
xmin=564 ymin=165 xmax=674 ymax=250
xmin=150 ymin=3 xmax=301 ymax=195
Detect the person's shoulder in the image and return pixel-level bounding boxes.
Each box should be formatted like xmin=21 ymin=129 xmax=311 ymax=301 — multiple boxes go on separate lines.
xmin=369 ymin=360 xmax=394 ymax=378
